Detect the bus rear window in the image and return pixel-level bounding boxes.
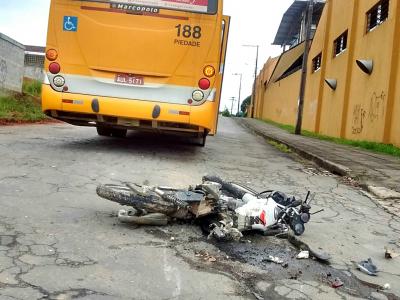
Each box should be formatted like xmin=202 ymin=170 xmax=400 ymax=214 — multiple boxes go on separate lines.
xmin=105 ymin=0 xmax=218 ymax=14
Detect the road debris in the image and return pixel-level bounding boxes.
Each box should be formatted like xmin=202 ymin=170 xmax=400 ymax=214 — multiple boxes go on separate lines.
xmin=356 ymin=258 xmax=378 ymax=276
xmin=331 ymin=277 xmax=344 ymax=288
xmin=384 ymin=246 xmax=399 ymax=259
xmin=252 ymin=292 xmax=264 ymax=300
xmin=383 ymin=283 xmax=391 ymax=290
xmin=296 ymin=250 xmax=309 ymax=259
xmin=263 ymin=255 xmax=284 ymax=264
xmin=288 ymin=234 xmax=331 ymax=263
xmin=195 ymin=250 xmax=217 ymax=263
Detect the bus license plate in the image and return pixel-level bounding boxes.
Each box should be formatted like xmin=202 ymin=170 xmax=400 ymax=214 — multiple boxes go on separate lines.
xmin=115 ymin=74 xmax=144 ymax=86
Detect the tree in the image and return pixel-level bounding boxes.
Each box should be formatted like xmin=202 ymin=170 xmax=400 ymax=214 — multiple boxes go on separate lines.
xmin=221 ymin=107 xmax=231 ymax=117
xmin=241 ymin=96 xmax=251 ymax=116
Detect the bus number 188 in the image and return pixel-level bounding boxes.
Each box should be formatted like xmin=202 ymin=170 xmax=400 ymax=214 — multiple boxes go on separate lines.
xmin=175 ymin=25 xmax=202 ymax=39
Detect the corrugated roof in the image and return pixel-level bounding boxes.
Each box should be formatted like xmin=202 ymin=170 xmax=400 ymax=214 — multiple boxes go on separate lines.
xmin=273 ymin=0 xmax=325 ymax=46
xmin=24 ymin=45 xmax=46 ymax=54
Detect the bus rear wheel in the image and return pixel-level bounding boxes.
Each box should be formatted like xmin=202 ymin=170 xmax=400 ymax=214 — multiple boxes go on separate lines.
xmin=196 ymin=133 xmax=207 ymax=147
xmin=96 ymin=127 xmax=127 ymax=138
xmin=97 ymin=126 xmax=112 ymax=137
xmin=111 ymin=128 xmax=127 ymax=138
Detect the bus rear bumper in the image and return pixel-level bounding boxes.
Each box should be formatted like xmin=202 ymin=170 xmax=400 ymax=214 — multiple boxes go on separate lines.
xmin=41 ymin=84 xmax=216 ymax=135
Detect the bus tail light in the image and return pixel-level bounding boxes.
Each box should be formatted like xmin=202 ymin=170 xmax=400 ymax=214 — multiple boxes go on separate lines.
xmin=192 ymin=90 xmax=204 ymax=101
xmin=198 ymin=78 xmax=210 ymax=90
xmin=203 ymin=65 xmax=215 ymax=77
xmin=49 ymin=62 xmax=61 ymax=74
xmin=53 ymin=75 xmax=65 ymax=87
xmin=46 ymin=49 xmax=58 ymax=61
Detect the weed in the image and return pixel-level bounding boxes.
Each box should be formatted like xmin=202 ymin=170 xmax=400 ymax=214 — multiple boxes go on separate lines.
xmin=268 ymin=140 xmax=292 ymax=153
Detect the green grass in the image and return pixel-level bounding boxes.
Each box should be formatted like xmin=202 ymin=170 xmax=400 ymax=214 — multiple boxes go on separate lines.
xmin=262 ymin=119 xmax=400 ymax=158
xmin=0 ymin=80 xmax=46 ymax=123
xmin=268 ymin=140 xmax=292 ymax=153
xmin=22 ymin=80 xmax=42 ymax=97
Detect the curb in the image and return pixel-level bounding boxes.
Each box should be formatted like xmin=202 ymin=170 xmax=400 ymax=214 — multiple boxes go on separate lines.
xmin=236 ymin=118 xmax=400 ymax=202
xmin=237 ymin=118 xmax=351 ymax=177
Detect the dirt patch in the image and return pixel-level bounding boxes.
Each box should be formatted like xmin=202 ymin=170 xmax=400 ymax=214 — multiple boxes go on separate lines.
xmin=0 ymin=118 xmax=62 ymax=126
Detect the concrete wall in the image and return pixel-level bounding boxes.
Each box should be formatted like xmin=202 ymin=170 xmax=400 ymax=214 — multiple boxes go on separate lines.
xmin=0 ymin=33 xmax=25 ymax=92
xmin=303 ymin=2 xmax=330 ymax=132
xmin=255 ymin=0 xmax=400 ymax=147
xmin=261 ymin=71 xmax=301 ymax=126
xmin=317 ymin=0 xmax=355 ymax=137
xmin=24 ymin=66 xmax=44 ymax=82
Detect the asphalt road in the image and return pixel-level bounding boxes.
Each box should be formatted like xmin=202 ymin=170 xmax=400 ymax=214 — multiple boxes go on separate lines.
xmin=0 ymin=117 xmax=399 ymax=300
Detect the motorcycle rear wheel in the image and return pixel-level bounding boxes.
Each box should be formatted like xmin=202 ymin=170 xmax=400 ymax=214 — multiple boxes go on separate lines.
xmin=96 ymin=184 xmax=180 ymax=215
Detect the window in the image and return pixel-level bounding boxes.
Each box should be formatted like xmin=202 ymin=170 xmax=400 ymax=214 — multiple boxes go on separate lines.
xmin=312 ymin=53 xmax=322 ymax=72
xmin=333 ymin=30 xmax=348 ymax=57
xmin=24 ymin=54 xmax=45 ymax=67
xmin=367 ymin=0 xmax=389 ymax=32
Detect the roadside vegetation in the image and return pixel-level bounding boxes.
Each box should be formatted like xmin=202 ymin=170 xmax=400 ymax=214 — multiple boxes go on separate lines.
xmin=220 ymin=95 xmax=251 ymax=117
xmin=263 ymin=119 xmax=400 ymax=158
xmin=268 ymin=140 xmax=292 ymax=153
xmin=0 ymin=80 xmax=47 ymax=123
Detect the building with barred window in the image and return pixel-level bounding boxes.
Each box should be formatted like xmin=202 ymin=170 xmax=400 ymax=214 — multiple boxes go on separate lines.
xmin=253 ymin=0 xmax=400 ymax=147
xmin=24 ymin=45 xmax=46 ymax=82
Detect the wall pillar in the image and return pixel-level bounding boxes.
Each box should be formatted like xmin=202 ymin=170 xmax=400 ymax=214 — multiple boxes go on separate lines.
xmin=383 ymin=1 xmax=400 ymax=143
xmin=314 ymin=0 xmax=333 ymax=133
xmin=340 ymin=0 xmax=360 ymax=138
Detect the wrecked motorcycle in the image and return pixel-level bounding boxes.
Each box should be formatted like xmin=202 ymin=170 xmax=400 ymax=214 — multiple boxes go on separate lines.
xmin=96 ymin=176 xmax=315 ymax=241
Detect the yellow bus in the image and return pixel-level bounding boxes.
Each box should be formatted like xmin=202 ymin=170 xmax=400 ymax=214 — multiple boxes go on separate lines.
xmin=42 ymin=0 xmax=230 ymax=146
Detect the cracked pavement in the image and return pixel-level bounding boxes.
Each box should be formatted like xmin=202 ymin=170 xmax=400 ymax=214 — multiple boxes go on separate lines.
xmin=0 ymin=117 xmax=399 ymax=299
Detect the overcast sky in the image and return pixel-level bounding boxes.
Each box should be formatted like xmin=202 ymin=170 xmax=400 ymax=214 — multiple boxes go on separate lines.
xmin=0 ymin=0 xmax=292 ymax=113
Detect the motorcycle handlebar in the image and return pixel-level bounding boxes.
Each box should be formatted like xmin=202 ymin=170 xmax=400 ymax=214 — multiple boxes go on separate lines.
xmin=287 ymin=200 xmax=302 ymax=208
xmin=202 ymin=175 xmax=247 ymax=199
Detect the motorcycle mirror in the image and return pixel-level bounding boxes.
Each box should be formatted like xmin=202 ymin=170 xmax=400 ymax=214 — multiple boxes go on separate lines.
xmin=304 ymin=191 xmax=311 ymax=204
xmin=311 ymin=209 xmax=324 ymax=215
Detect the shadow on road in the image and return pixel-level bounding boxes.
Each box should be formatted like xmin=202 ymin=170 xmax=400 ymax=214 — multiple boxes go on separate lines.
xmin=55 ymin=130 xmax=207 ymax=156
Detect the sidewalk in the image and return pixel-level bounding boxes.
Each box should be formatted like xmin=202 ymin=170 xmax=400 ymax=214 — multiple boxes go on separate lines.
xmin=237 ymin=118 xmax=400 ymax=202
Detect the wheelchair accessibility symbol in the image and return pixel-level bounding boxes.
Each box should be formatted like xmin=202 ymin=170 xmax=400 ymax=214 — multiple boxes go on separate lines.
xmin=63 ymin=16 xmax=78 ymax=32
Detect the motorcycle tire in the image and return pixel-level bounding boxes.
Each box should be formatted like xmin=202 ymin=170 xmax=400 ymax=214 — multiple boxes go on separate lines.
xmin=96 ymin=184 xmax=179 ymax=215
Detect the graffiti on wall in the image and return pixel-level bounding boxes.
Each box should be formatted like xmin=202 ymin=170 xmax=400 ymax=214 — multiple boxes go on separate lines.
xmin=352 ymin=104 xmax=366 ymax=134
xmin=368 ymin=91 xmax=386 ymax=123
xmin=0 ymin=59 xmax=7 ymax=86
xmin=351 ymin=90 xmax=387 ymax=135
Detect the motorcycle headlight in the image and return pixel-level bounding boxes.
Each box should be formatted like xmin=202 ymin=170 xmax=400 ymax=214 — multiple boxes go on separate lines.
xmin=300 ymin=213 xmax=310 ymax=223
xmin=293 ymin=223 xmax=305 ymax=236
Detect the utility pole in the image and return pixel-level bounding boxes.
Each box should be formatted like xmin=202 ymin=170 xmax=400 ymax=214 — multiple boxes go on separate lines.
xmin=233 ymin=73 xmax=243 ymax=116
xmin=243 ymin=45 xmax=259 ymax=118
xmin=228 ymin=97 xmax=236 ymax=116
xmin=295 ymin=0 xmax=314 ymax=135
